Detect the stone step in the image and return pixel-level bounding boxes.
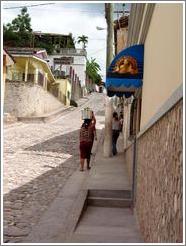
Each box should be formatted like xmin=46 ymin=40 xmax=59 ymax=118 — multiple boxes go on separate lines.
xmin=88 ymin=189 xmax=132 ymax=199
xmin=70 ymin=231 xmax=143 ymax=243
xmin=87 ymin=196 xmax=132 ymax=208
xmin=69 ymin=206 xmax=143 ymax=243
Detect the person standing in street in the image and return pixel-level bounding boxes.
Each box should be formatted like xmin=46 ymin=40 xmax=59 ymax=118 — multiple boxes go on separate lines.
xmin=112 ymin=112 xmax=121 ymax=156
xmin=79 ymin=117 xmax=95 ymax=171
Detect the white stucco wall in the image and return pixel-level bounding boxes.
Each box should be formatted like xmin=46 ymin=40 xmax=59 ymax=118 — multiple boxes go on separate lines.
xmin=140 ymin=3 xmax=183 ymax=129
xmin=48 ymin=54 xmax=86 ymax=86
xmin=4 ymin=82 xmax=63 ymax=117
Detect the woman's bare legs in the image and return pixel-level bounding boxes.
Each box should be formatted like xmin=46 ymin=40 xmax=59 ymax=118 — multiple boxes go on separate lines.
xmin=87 ymin=158 xmax=91 ymax=169
xmin=80 ymin=158 xmax=85 ymax=171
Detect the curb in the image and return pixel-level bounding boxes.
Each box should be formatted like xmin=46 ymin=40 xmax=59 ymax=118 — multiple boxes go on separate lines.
xmin=23 ymin=128 xmax=105 ymax=243
xmin=17 ymin=97 xmax=90 ymax=124
xmin=63 ymin=128 xmax=105 ymax=242
xmin=17 ymin=106 xmax=72 ymax=123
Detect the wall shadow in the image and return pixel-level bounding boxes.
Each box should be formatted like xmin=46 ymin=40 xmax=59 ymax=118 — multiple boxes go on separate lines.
xmin=25 ymin=130 xmax=79 ymax=155
xmin=3 ymin=129 xmax=80 ymax=243
xmin=3 ymin=127 xmax=102 ymax=243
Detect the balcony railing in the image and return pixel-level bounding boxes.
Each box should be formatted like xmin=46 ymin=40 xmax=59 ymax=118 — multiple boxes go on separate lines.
xmin=6 ymin=71 xmax=45 ymax=87
xmin=52 ymin=48 xmax=87 ymax=56
xmin=6 ymin=72 xmax=34 ymax=82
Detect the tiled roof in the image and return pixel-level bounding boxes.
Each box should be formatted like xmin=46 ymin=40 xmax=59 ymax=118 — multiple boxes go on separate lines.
xmin=3 ymin=48 xmax=15 ymax=62
xmin=5 ymin=47 xmax=45 ymax=55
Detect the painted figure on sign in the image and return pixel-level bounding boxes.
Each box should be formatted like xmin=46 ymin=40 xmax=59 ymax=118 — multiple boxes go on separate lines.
xmin=112 ymin=56 xmax=138 ymax=75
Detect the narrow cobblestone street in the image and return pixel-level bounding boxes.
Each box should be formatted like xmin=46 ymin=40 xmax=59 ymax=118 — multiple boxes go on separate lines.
xmin=3 ymin=93 xmax=105 ymax=243
xmin=2 ymin=2 xmax=183 ymax=243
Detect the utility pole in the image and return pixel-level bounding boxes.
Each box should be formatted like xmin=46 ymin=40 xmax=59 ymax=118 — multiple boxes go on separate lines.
xmin=103 ymin=3 xmax=114 ymax=157
xmin=105 ymin=3 xmax=114 ymax=68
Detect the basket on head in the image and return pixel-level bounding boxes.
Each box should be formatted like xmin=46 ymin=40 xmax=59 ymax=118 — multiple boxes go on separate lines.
xmin=81 ymin=107 xmax=92 ymax=120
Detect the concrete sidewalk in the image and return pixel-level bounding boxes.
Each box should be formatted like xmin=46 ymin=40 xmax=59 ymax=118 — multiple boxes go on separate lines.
xmin=87 ymin=135 xmax=131 ymax=191
xmin=69 ymin=135 xmax=143 ymax=243
xmin=24 ymin=131 xmax=143 ymax=243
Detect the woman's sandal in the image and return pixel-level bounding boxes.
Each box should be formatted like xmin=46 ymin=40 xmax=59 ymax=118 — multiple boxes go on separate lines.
xmin=80 ymin=168 xmax=84 ymax=171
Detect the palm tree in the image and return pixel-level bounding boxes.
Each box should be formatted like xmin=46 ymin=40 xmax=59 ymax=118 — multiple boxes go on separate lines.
xmin=86 ymin=58 xmax=102 ymax=85
xmin=77 ymin=35 xmax=88 ymax=49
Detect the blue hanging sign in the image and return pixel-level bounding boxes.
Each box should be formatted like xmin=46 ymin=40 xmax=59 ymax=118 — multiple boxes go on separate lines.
xmin=106 ymin=44 xmax=144 ymax=97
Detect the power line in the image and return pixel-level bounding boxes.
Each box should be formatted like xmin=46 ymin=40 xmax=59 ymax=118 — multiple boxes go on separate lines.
xmin=3 ymin=3 xmax=56 ymax=9
xmin=3 ymin=4 xmax=104 ymax=14
xmin=3 ymin=5 xmax=104 ymax=15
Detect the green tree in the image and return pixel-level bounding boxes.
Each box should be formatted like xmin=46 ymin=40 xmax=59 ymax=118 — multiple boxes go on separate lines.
xmin=86 ymin=58 xmax=102 ymax=85
xmin=11 ymin=7 xmax=32 ymax=33
xmin=3 ymin=7 xmax=76 ymax=54
xmin=67 ymin=33 xmax=76 ymax=48
xmin=3 ymin=7 xmax=32 ymax=47
xmin=77 ymin=35 xmax=88 ymax=49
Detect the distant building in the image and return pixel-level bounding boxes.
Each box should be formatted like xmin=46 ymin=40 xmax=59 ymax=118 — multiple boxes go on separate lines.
xmin=48 ymin=48 xmax=87 ymax=87
xmin=33 ymin=32 xmax=75 ymax=52
xmin=50 ymin=78 xmax=72 ymax=106
xmin=34 ymin=32 xmax=86 ymax=99
xmin=4 ymin=47 xmax=63 ymax=117
xmin=5 ymin=47 xmax=54 ymax=89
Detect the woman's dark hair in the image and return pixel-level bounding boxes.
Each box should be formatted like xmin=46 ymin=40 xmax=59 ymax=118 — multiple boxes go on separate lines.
xmin=82 ymin=119 xmax=91 ymax=128
xmin=113 ymin=112 xmax=118 ymax=120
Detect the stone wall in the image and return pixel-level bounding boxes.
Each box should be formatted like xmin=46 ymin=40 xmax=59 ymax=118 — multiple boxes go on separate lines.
xmin=124 ymin=143 xmax=134 ymax=186
xmin=125 ymin=99 xmax=183 ymax=243
xmin=4 ymin=82 xmax=63 ymax=117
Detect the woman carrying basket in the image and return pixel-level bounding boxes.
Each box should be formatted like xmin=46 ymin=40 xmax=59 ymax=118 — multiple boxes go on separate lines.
xmin=79 ymin=110 xmax=97 ymax=171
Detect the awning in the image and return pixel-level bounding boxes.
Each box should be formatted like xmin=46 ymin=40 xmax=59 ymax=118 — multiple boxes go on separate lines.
xmin=106 ymin=44 xmax=144 ymax=97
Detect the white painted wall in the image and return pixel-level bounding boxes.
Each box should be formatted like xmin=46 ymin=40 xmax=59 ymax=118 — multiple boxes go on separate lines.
xmin=48 ymin=54 xmax=86 ymax=86
xmin=4 ymin=82 xmax=63 ymax=117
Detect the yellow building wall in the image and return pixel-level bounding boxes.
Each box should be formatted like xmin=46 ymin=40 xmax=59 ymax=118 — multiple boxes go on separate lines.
xmin=56 ymin=79 xmax=72 ymax=106
xmin=7 ymin=57 xmax=54 ymax=83
xmin=140 ymin=3 xmax=183 ymax=129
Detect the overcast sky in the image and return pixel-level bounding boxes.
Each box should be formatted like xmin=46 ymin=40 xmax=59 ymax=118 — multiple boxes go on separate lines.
xmin=2 ymin=1 xmax=130 ymax=80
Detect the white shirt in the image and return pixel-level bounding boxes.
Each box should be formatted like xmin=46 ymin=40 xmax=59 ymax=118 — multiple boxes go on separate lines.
xmin=112 ymin=119 xmax=120 ymax=130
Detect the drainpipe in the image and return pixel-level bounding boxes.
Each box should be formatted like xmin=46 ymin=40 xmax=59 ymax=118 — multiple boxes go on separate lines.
xmin=132 ymin=135 xmax=137 ymax=206
xmin=103 ymin=3 xmax=114 ymax=157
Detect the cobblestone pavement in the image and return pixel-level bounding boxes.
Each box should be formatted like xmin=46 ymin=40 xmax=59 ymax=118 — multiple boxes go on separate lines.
xmin=3 ymin=93 xmax=105 ymax=243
